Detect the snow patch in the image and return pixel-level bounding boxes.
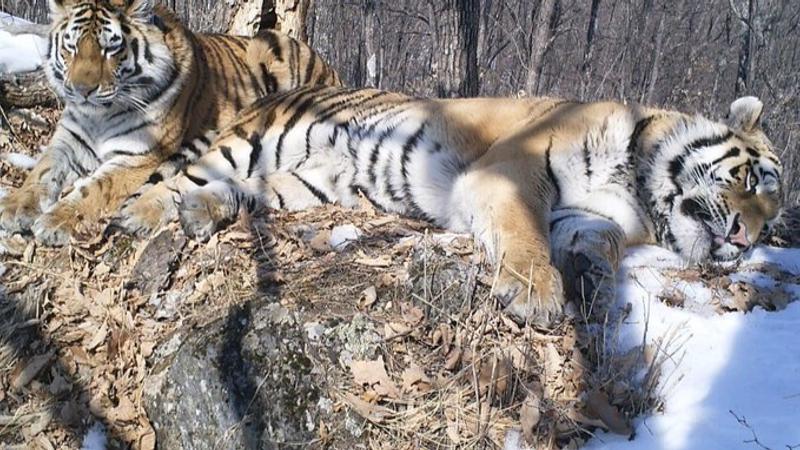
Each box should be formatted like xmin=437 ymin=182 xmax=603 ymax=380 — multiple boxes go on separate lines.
xmin=80 ymin=423 xmax=107 ymax=450
xmin=330 ymin=224 xmax=362 ymax=250
xmin=0 ymin=13 xmax=48 ymax=73
xmin=1 ymin=152 xmax=38 ymax=170
xmin=582 ymin=245 xmax=800 ymax=450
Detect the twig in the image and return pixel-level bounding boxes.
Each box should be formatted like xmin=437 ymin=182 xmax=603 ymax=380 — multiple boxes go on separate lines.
xmin=730 ymin=409 xmax=773 ymax=450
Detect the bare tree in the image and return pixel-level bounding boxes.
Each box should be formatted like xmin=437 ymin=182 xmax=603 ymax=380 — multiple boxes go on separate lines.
xmin=525 ymin=0 xmax=559 ymax=95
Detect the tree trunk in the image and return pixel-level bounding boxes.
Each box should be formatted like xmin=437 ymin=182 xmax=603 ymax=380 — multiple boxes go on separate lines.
xmin=0 ymin=70 xmax=57 ymax=108
xmin=644 ymin=10 xmax=666 ymax=104
xmin=732 ymin=0 xmax=754 ymax=95
xmin=432 ymin=0 xmax=480 ymax=98
xmin=363 ymin=0 xmax=380 ymax=88
xmin=229 ymin=0 xmax=276 ymax=36
xmin=582 ymin=0 xmax=602 ymax=72
xmin=274 ymin=0 xmax=310 ymax=41
xmin=525 ymin=0 xmax=558 ymax=96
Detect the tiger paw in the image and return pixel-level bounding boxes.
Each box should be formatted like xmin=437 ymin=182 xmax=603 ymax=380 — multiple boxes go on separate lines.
xmin=0 ymin=192 xmax=41 ymax=233
xmin=562 ymin=251 xmax=617 ymax=318
xmin=110 ymin=187 xmax=180 ymax=237
xmin=495 ymin=264 xmax=565 ymax=328
xmin=32 ymin=211 xmax=73 ymax=246
xmin=178 ymin=190 xmax=235 ymax=242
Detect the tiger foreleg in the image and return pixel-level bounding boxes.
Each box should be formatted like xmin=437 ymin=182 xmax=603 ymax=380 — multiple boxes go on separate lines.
xmin=0 ymin=149 xmax=81 ymax=234
xmin=549 ymin=209 xmax=625 ymax=321
xmin=449 ymin=160 xmax=564 ymax=327
xmin=32 ymin=156 xmax=161 ymax=245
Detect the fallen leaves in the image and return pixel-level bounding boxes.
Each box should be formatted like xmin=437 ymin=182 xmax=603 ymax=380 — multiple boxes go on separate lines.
xmin=349 ymin=356 xmax=400 ymax=399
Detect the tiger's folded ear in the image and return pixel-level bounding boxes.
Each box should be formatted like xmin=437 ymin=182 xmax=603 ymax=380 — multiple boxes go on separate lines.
xmin=726 ymin=96 xmax=764 ymax=133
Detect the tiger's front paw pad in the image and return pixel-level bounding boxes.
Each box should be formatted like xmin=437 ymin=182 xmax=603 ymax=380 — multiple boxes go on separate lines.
xmin=177 ymin=192 xmax=230 ymax=242
xmin=32 ymin=212 xmax=72 ymax=246
xmin=495 ymin=266 xmax=565 ymax=327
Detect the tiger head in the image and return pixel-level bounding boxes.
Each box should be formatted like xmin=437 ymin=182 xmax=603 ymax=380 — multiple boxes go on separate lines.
xmin=650 ymin=97 xmax=783 ymax=262
xmin=46 ymin=0 xmax=174 ymax=109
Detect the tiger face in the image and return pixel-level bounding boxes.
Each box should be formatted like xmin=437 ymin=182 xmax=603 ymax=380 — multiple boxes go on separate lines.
xmin=665 ymin=97 xmax=782 ymax=262
xmin=46 ymin=0 xmax=173 ymax=109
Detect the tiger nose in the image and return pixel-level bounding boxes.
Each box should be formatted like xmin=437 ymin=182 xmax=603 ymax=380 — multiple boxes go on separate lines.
xmin=73 ymin=83 xmax=99 ymax=99
xmin=726 ymin=215 xmax=750 ymax=249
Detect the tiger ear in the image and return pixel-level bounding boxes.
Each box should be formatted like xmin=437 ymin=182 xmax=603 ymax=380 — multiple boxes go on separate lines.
xmin=726 ymin=96 xmax=764 ymax=133
xmin=124 ymin=0 xmax=154 ymax=22
xmin=48 ymin=0 xmax=70 ymax=21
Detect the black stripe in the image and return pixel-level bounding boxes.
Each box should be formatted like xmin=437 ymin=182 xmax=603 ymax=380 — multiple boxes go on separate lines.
xmin=545 ymin=142 xmax=561 ymax=201
xmin=272 ymin=189 xmax=285 ymax=209
xmin=274 ymin=89 xmax=353 ymax=168
xmin=303 ymin=47 xmax=317 ymax=83
xmin=183 ymin=170 xmax=208 ymax=186
xmin=247 ymin=133 xmax=263 ymax=177
xmin=711 ymin=147 xmax=741 ymax=166
xmin=147 ymin=172 xmax=164 ymax=184
xmin=303 ymin=91 xmax=389 ymax=162
xmin=65 ymin=127 xmax=98 ymax=160
xmin=291 ymin=172 xmax=329 ymax=204
xmin=106 ymin=150 xmax=139 ymax=158
xmin=108 ymin=120 xmax=152 ymax=140
xmin=582 ymin=137 xmax=593 ymax=182
xmin=258 ymin=31 xmax=284 ymax=62
xmin=183 ymin=142 xmax=202 ymax=157
xmin=220 ymin=146 xmax=237 ymax=169
xmin=368 ymin=126 xmax=396 ymax=185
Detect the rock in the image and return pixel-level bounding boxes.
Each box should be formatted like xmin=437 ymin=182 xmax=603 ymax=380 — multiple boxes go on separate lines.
xmin=143 ymin=300 xmax=321 ymax=450
xmin=128 ymin=230 xmax=186 ymax=297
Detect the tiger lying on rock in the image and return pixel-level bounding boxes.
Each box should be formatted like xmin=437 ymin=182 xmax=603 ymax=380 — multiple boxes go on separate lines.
xmin=110 ymin=85 xmax=783 ymax=326
xmin=0 ymin=0 xmax=341 ymax=245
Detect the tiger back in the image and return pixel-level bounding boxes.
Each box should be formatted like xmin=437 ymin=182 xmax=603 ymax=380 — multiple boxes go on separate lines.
xmin=0 ymin=0 xmax=341 ymax=246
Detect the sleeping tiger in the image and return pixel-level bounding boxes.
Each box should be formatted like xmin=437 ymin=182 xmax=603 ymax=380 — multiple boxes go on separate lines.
xmin=0 ymin=0 xmax=341 ymax=245
xmin=111 ymin=86 xmax=782 ymax=326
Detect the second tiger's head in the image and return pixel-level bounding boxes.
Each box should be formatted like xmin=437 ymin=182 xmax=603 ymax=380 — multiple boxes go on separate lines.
xmin=46 ymin=0 xmax=174 ymax=109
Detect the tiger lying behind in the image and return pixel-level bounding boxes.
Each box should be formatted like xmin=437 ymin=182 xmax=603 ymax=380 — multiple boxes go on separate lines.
xmin=114 ymin=86 xmax=782 ymax=325
xmin=0 ymin=0 xmax=341 ymax=245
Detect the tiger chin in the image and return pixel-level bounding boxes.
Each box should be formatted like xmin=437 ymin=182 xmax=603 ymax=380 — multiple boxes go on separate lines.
xmin=0 ymin=0 xmax=341 ymax=246
xmin=114 ymin=87 xmax=782 ymax=327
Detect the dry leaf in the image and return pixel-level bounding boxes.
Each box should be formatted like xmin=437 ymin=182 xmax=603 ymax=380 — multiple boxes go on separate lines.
xmin=359 ymin=286 xmax=378 ymax=309
xmin=400 ymin=363 xmax=432 ymax=394
xmin=86 ymin=321 xmax=108 ymax=351
xmin=355 ymin=255 xmax=392 ymax=267
xmin=585 ymin=390 xmax=633 ymax=435
xmin=109 ymin=395 xmax=138 ymax=423
xmin=340 ymin=392 xmax=394 ymax=424
xmin=349 ymin=356 xmax=400 ymax=398
xmin=478 ymin=355 xmax=512 ymax=396
xmin=520 ymin=387 xmax=542 ymax=443
xmin=12 ymin=351 xmax=54 ymax=391
xmin=309 ymin=229 xmax=332 ymax=252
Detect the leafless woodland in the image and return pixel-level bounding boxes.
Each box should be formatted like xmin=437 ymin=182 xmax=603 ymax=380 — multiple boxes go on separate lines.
xmin=4 ymin=0 xmax=799 ymax=201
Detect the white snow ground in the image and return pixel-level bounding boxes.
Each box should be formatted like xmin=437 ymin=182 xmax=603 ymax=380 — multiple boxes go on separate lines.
xmin=0 ymin=13 xmax=48 ymax=73
xmin=579 ymin=245 xmax=800 ymax=450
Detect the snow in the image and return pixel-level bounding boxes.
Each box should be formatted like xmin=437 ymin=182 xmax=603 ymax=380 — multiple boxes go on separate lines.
xmin=80 ymin=423 xmax=107 ymax=450
xmin=582 ymin=245 xmax=800 ymax=450
xmin=1 ymin=152 xmax=38 ymax=170
xmin=330 ymin=224 xmax=362 ymax=250
xmin=0 ymin=13 xmax=48 ymax=73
